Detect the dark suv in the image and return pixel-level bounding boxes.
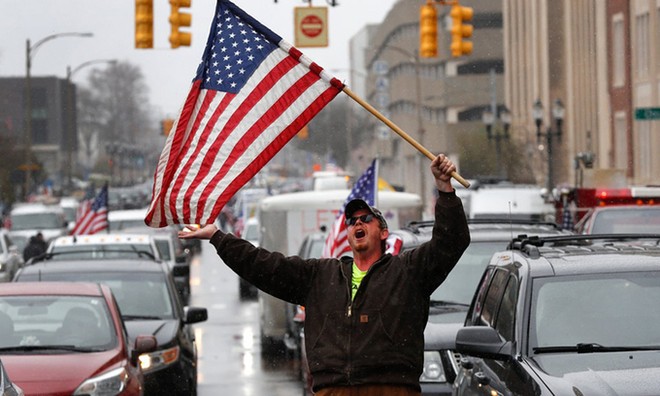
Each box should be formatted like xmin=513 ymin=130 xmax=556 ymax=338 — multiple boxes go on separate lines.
xmin=13 ymin=256 xmax=207 ymax=396
xmin=454 ymin=234 xmax=660 ymax=395
xmin=385 ymin=219 xmax=572 ymax=395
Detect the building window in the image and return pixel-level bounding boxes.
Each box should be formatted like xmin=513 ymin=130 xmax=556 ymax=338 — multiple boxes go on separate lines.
xmin=614 ymin=112 xmax=627 ymax=169
xmin=638 ymin=122 xmax=652 ymax=180
xmin=635 ymin=12 xmax=650 ymax=77
xmin=612 ymin=14 xmax=625 ymax=87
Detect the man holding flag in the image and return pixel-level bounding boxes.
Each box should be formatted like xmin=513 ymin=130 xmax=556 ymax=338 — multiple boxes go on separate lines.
xmin=180 ymin=154 xmax=470 ymax=395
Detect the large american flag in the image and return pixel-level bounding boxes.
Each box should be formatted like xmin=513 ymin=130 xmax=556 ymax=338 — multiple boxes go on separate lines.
xmin=70 ymin=184 xmax=108 ymax=236
xmin=322 ymin=159 xmax=378 ymax=258
xmin=145 ymin=0 xmax=344 ymax=227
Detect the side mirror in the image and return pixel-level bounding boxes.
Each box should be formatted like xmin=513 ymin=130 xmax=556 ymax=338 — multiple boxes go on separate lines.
xmin=455 ymin=326 xmax=513 ymax=361
xmin=184 ymin=306 xmax=208 ymax=324
xmin=131 ymin=335 xmax=157 ymax=366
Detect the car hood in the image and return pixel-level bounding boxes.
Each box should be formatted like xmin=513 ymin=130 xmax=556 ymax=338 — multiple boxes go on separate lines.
xmin=531 ymin=351 xmax=660 ymax=395
xmin=125 ymin=319 xmax=179 ymax=346
xmin=1 ymin=352 xmax=121 ymax=394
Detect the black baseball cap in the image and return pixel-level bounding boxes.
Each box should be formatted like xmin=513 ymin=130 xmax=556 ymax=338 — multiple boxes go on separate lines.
xmin=344 ymin=199 xmax=388 ymax=229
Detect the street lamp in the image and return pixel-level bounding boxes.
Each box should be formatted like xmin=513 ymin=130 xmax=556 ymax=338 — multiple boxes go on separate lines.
xmin=65 ymin=59 xmax=117 ymax=193
xmin=24 ymin=32 xmax=93 ymax=199
xmin=482 ymin=106 xmax=511 ymax=179
xmin=380 ymin=45 xmax=426 ymax=213
xmin=532 ymin=98 xmax=564 ymax=192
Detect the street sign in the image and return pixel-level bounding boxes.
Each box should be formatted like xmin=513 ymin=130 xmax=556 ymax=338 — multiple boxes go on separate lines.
xmin=635 ymin=107 xmax=660 ymax=120
xmin=294 ymin=7 xmax=328 ymax=48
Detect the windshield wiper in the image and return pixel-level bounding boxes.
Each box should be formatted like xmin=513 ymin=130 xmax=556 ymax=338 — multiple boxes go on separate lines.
xmin=122 ymin=314 xmax=163 ymax=320
xmin=534 ymin=343 xmax=660 ymax=354
xmin=0 ymin=345 xmax=102 ymax=353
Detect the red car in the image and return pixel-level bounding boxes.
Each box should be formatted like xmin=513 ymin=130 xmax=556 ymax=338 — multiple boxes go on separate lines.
xmin=0 ymin=282 xmax=156 ymax=396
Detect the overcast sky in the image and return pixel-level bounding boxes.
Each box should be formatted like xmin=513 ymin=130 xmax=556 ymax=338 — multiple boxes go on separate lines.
xmin=1 ymin=0 xmax=398 ymax=119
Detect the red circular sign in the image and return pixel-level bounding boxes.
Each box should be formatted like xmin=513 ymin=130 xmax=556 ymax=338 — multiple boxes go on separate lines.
xmin=300 ymin=15 xmax=323 ymax=38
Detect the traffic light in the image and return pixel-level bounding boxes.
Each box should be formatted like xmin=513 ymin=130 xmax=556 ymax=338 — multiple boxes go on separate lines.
xmin=169 ymin=0 xmax=192 ymax=48
xmin=135 ymin=0 xmax=153 ymax=49
xmin=450 ymin=3 xmax=473 ymax=57
xmin=419 ymin=1 xmax=438 ymax=58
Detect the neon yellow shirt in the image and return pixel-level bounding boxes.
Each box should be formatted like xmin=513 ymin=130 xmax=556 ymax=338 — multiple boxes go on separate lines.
xmin=351 ymin=262 xmax=368 ymax=300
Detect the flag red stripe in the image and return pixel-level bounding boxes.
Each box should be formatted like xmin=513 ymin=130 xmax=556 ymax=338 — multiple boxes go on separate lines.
xmin=175 ymin=56 xmax=299 ymax=224
xmin=147 ymin=80 xmax=204 ymax=227
xmin=205 ymin=86 xmax=341 ymax=224
xmin=169 ymin=91 xmax=231 ymax=224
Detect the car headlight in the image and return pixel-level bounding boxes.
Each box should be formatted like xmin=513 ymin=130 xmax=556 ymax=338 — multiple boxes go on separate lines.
xmin=73 ymin=367 xmax=129 ymax=396
xmin=419 ymin=351 xmax=446 ymax=382
xmin=0 ymin=262 xmax=5 ymax=272
xmin=139 ymin=345 xmax=180 ymax=373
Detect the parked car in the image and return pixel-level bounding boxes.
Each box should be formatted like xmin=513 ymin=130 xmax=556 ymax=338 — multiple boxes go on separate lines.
xmin=1 ymin=359 xmax=24 ymax=396
xmin=0 ymin=230 xmax=23 ymax=283
xmin=454 ymin=234 xmax=660 ymax=396
xmin=575 ymin=204 xmax=660 ymax=234
xmin=7 ymin=203 xmax=68 ymax=245
xmin=298 ymin=219 xmax=572 ymax=395
xmin=13 ymin=257 xmax=207 ymax=396
xmin=0 ymin=281 xmax=156 ymax=396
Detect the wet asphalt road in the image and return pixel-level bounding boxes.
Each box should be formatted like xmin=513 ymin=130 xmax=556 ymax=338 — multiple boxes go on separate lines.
xmin=191 ymin=242 xmax=303 ymax=396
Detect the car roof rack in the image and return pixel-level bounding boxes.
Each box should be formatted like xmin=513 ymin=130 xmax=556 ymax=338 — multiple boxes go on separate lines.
xmin=507 ymin=234 xmax=660 ymax=259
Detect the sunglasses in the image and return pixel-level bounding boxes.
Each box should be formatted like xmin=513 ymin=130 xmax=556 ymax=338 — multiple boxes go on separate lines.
xmin=345 ymin=214 xmax=374 ymax=226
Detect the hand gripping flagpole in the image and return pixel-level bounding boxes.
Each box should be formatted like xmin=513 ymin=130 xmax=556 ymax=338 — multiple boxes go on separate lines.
xmin=342 ymin=86 xmax=471 ymax=189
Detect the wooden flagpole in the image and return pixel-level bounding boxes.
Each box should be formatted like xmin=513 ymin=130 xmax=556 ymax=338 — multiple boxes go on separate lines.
xmin=342 ymin=86 xmax=470 ymax=188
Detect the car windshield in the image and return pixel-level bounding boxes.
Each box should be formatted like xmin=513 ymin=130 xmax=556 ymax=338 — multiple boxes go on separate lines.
xmin=430 ymin=241 xmax=503 ymax=305
xmin=17 ymin=272 xmax=175 ymax=320
xmin=10 ymin=213 xmax=62 ymax=230
xmin=49 ymin=244 xmax=155 ymax=260
xmin=531 ymin=271 xmax=660 ymax=351
xmin=591 ymin=208 xmax=660 ymax=234
xmin=0 ymin=295 xmax=116 ymax=351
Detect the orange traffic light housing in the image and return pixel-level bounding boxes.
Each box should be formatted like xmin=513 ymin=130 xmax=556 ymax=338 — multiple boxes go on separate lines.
xmin=169 ymin=0 xmax=192 ymax=48
xmin=450 ymin=4 xmax=473 ymax=57
xmin=135 ymin=0 xmax=154 ymax=49
xmin=419 ymin=2 xmax=438 ymax=58
xmin=162 ymin=118 xmax=175 ymax=136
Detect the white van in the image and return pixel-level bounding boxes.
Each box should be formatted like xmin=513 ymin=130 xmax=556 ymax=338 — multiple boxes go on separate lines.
xmin=256 ymin=189 xmax=422 ymax=353
xmin=468 ymin=183 xmax=555 ymax=222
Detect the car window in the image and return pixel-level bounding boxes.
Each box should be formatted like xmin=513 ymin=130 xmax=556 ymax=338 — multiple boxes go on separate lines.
xmin=591 ymin=208 xmax=660 ymax=234
xmin=155 ymin=239 xmax=172 ymax=261
xmin=10 ymin=212 xmax=63 ymax=230
xmin=531 ymin=272 xmax=660 ymax=350
xmin=465 ymin=267 xmax=494 ymax=326
xmin=49 ymin=243 xmax=155 ymax=260
xmin=0 ymin=295 xmax=116 ymax=350
xmin=480 ymin=269 xmax=508 ymax=327
xmin=430 ymin=241 xmax=503 ymax=305
xmin=243 ymin=223 xmax=259 ymax=241
xmin=494 ymin=275 xmax=518 ymax=342
xmin=16 ymin=272 xmax=175 ymax=319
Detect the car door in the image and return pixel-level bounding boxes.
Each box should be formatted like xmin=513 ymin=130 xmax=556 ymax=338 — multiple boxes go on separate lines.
xmin=455 ymin=267 xmax=537 ymax=396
